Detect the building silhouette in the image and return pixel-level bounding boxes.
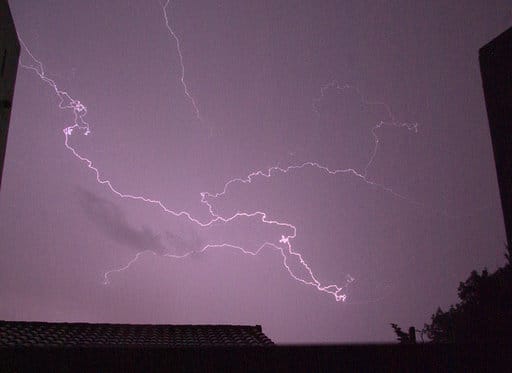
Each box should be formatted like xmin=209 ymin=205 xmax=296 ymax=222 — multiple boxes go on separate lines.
xmin=0 ymin=0 xmax=19 ymax=190
xmin=480 ymin=26 xmax=512 ymax=247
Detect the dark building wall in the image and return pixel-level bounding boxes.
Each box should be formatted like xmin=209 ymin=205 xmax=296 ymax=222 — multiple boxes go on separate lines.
xmin=0 ymin=0 xmax=20 ymax=190
xmin=480 ymin=26 xmax=512 ymax=247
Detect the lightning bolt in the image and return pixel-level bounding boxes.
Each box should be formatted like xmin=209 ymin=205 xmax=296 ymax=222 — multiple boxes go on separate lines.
xmin=160 ymin=0 xmax=202 ymax=122
xmin=16 ymin=12 xmax=419 ymax=302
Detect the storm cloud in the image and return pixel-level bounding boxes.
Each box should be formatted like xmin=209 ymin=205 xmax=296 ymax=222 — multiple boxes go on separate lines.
xmin=78 ymin=188 xmax=167 ymax=255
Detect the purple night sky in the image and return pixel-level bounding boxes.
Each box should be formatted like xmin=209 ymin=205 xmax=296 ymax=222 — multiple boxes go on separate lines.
xmin=1 ymin=0 xmax=511 ymax=343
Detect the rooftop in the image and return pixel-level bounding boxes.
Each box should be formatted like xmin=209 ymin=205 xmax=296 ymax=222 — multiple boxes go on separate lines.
xmin=0 ymin=320 xmax=274 ymax=347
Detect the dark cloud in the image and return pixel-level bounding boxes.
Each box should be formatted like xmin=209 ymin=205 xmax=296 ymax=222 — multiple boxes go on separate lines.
xmin=164 ymin=229 xmax=205 ymax=255
xmin=77 ymin=188 xmax=166 ymax=255
xmin=77 ymin=188 xmax=205 ymax=257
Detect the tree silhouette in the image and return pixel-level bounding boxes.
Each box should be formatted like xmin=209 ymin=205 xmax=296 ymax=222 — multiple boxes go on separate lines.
xmin=392 ymin=245 xmax=512 ymax=343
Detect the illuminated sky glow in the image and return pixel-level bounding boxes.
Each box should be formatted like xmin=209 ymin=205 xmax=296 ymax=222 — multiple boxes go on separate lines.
xmin=0 ymin=0 xmax=510 ymax=343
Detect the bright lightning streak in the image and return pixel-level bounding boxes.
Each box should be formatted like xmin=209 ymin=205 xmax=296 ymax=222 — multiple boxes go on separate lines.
xmin=160 ymin=0 xmax=202 ymax=121
xmin=17 ymin=22 xmax=418 ymax=303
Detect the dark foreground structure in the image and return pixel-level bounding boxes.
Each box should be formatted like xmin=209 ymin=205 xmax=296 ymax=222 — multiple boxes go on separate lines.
xmin=0 ymin=0 xmax=20 ymax=190
xmin=0 ymin=320 xmax=274 ymax=347
xmin=480 ymin=26 xmax=512 ymax=247
xmin=1 ymin=320 xmax=511 ymax=371
xmin=1 ymin=320 xmax=278 ymax=371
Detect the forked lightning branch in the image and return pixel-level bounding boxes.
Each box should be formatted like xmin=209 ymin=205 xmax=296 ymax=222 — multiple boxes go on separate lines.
xmin=16 ymin=2 xmax=418 ymax=302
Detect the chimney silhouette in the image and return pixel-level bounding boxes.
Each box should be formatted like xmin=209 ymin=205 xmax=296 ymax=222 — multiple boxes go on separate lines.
xmin=408 ymin=326 xmax=416 ymax=344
